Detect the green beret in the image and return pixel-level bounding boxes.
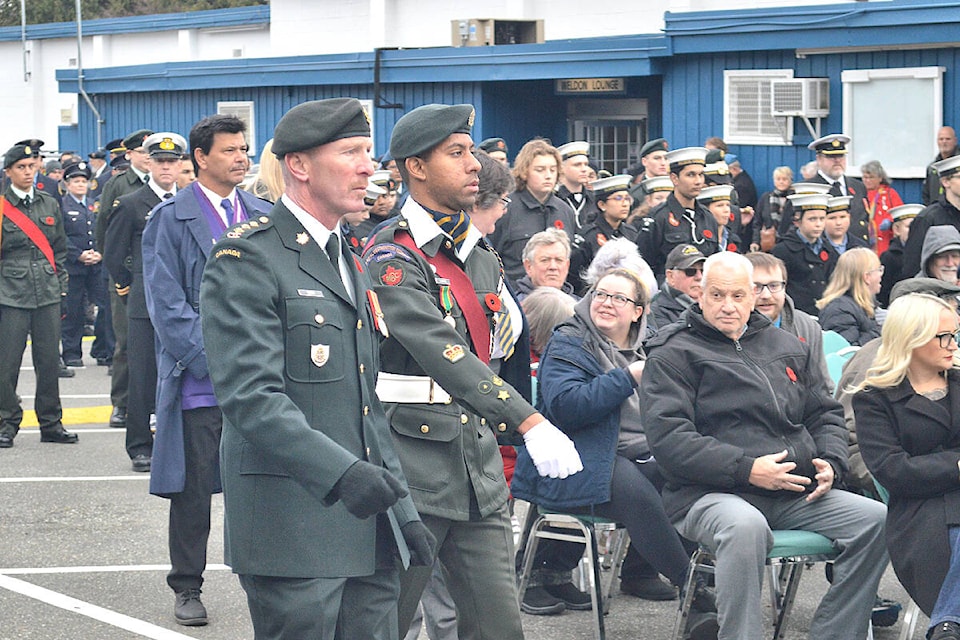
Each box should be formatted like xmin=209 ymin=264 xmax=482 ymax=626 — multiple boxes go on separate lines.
xmin=273 ymin=98 xmax=371 ymax=157
xmin=390 ymin=104 xmax=475 ymax=159
xmin=4 ymin=144 xmax=38 ymax=169
xmin=122 ymin=129 xmax=154 ymax=151
xmin=639 ymin=138 xmax=667 ymax=158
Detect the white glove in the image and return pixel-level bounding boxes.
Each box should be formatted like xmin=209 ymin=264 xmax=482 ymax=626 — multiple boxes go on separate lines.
xmin=522 ymin=420 xmax=584 ymax=479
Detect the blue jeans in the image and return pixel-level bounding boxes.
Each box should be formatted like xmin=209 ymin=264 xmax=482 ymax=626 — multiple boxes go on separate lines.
xmin=930 ymin=526 xmax=960 ymax=630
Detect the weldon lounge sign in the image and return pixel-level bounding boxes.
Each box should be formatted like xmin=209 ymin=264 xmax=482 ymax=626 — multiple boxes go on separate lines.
xmin=555 ymin=78 xmax=626 ymax=95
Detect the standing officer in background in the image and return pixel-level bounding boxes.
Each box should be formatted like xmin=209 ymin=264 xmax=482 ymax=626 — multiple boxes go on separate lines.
xmin=143 ymin=116 xmax=271 ymax=626
xmin=363 ymin=103 xmax=583 ymax=639
xmin=0 ymin=143 xmax=78 ymax=448
xmin=105 ymin=132 xmax=184 ymax=473
xmin=59 ymin=160 xmax=108 ymax=368
xmin=98 ymin=128 xmax=154 ymax=430
xmin=807 ymin=134 xmax=870 ymax=245
xmin=201 ymin=100 xmax=432 ymax=639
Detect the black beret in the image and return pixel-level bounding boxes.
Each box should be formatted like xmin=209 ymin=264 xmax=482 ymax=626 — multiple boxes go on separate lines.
xmin=88 ymin=148 xmax=108 ymax=159
xmin=639 ymin=138 xmax=667 ymax=158
xmin=63 ymin=160 xmax=92 ymax=181
xmin=15 ymin=138 xmax=44 ymax=149
xmin=273 ymin=98 xmax=371 ymax=157
xmin=478 ymin=137 xmax=508 ymax=154
xmin=122 ymin=129 xmax=154 ymax=151
xmin=110 ymin=155 xmax=131 ymax=170
xmin=4 ymin=144 xmax=38 ymax=169
xmin=390 ymin=104 xmax=475 ymax=159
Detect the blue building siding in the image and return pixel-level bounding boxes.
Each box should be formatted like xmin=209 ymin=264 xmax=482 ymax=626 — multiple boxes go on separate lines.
xmin=662 ymin=44 xmax=960 ymax=203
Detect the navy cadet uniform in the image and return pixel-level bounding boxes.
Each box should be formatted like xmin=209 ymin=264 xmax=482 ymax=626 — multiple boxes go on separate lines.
xmin=555 ymin=141 xmax=598 ymax=232
xmin=771 ymin=193 xmax=839 ymax=316
xmin=638 ymin=147 xmax=720 ymax=282
xmin=571 ymin=174 xmax=639 ymax=294
xmin=98 ymin=129 xmax=154 ymax=429
xmin=201 ymin=101 xmax=430 ymax=639
xmin=364 ymin=103 xmax=583 ymax=640
xmin=696 ymin=184 xmax=744 ymax=253
xmin=901 ymin=155 xmax=960 ymax=280
xmin=0 ymin=144 xmax=78 ymax=448
xmin=59 ymin=160 xmax=109 ymax=365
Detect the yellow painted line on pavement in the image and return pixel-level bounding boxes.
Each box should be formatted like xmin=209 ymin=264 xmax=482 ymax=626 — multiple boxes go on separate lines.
xmin=21 ymin=406 xmax=112 ymax=427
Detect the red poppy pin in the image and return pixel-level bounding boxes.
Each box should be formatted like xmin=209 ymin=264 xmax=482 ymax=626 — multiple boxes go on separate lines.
xmin=44 ymin=216 xmax=55 ymax=225
xmin=729 ymin=212 xmax=735 ymax=222
xmin=798 ymin=336 xmax=807 ymax=343
xmin=703 ymin=229 xmax=713 ymax=239
xmin=668 ymin=212 xmax=680 ymax=227
xmin=36 ymin=181 xmax=45 ymax=189
xmin=819 ymin=250 xmax=829 ymax=262
xmin=485 ymin=293 xmax=502 ymax=312
xmin=380 ymin=265 xmax=404 ymax=286
xmin=350 ymin=236 xmax=359 ymax=248
xmin=786 ymin=366 xmax=798 ymax=382
xmin=597 ymin=233 xmax=607 ymax=246
xmin=553 ymin=220 xmax=564 ymax=230
xmin=727 ymin=243 xmax=737 ymax=252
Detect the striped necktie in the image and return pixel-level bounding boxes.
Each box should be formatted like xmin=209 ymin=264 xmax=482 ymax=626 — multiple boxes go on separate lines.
xmin=435 ymin=212 xmax=472 ymax=253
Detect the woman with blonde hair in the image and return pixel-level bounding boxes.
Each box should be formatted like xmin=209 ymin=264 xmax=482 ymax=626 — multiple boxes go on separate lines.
xmin=852 ymin=293 xmax=960 ymax=640
xmin=244 ymin=139 xmax=284 ymax=203
xmin=817 ymin=246 xmax=882 ymax=345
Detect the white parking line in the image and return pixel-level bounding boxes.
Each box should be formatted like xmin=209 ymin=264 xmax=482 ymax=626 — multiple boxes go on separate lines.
xmin=0 ymin=573 xmax=197 ymax=639
xmin=0 ymin=476 xmax=150 ymax=483
xmin=0 ymin=564 xmax=230 ymax=575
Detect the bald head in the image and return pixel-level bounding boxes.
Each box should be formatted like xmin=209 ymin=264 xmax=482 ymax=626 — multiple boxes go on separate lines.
xmin=938 ymin=126 xmax=958 ymax=157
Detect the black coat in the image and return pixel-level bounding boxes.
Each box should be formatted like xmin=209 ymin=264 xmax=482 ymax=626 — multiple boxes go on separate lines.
xmin=817 ymin=293 xmax=880 ymax=347
xmin=638 ymin=193 xmax=720 ymax=282
xmin=770 ymin=232 xmax=839 ymax=316
xmin=854 ymin=373 xmax=960 ymax=615
xmin=103 ymin=184 xmax=161 ymax=319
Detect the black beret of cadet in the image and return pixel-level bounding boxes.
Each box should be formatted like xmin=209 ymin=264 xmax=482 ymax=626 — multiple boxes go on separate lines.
xmin=122 ymin=129 xmax=153 ymax=151
xmin=4 ymin=144 xmax=39 ymax=169
xmin=272 ymin=98 xmax=371 ymax=157
xmin=390 ymin=104 xmax=475 ymax=159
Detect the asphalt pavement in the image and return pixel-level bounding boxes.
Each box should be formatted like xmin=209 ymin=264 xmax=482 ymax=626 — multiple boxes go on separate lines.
xmin=1 ymin=339 xmax=927 ymax=639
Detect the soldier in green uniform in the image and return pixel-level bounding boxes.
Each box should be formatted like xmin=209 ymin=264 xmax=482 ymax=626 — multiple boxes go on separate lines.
xmin=201 ymin=98 xmax=434 ymax=639
xmin=363 ymin=103 xmax=584 ymax=639
xmin=0 ymin=144 xmax=78 ymax=448
xmin=96 ymin=128 xmax=154 ymax=430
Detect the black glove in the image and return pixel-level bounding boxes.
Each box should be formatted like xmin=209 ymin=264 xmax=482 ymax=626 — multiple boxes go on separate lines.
xmin=401 ymin=520 xmax=437 ymax=567
xmin=333 ymin=460 xmax=407 ymax=519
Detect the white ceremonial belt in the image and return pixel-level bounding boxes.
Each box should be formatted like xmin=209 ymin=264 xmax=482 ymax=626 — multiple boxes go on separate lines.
xmin=376 ymin=373 xmax=452 ymax=404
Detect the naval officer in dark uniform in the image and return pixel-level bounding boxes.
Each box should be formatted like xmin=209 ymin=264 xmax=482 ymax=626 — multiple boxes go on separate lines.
xmin=363 ymin=103 xmax=583 ymax=639
xmin=806 ymin=134 xmax=870 ymax=245
xmin=0 ymin=143 xmax=78 ymax=448
xmin=201 ymin=99 xmax=433 ymax=639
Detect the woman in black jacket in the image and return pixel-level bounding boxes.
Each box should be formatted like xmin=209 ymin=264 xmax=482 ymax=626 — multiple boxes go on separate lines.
xmin=853 ymin=293 xmax=960 ymax=640
xmin=817 ymin=247 xmax=882 ymax=345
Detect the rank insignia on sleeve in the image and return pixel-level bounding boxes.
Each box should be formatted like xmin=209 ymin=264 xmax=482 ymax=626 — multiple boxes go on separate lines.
xmin=443 ymin=344 xmax=466 ymax=363
xmin=478 ymin=380 xmax=493 ymax=394
xmin=491 ymin=376 xmax=504 ymax=386
xmin=311 ymin=343 xmax=330 ymax=367
xmin=214 ymin=247 xmax=242 ymax=260
xmin=380 ymin=264 xmax=405 ymax=286
xmin=497 ymin=390 xmax=510 ymax=402
xmin=296 ymin=232 xmax=310 ymax=245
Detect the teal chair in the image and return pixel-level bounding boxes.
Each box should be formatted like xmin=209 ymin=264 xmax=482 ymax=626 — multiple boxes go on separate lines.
xmin=517 ymin=507 xmax=631 ymax=640
xmin=673 ymin=529 xmax=840 ymax=640
xmin=826 ymin=345 xmax=860 ymax=393
xmin=822 ymin=330 xmax=852 ymax=357
xmin=872 ymin=480 xmax=924 ymax=640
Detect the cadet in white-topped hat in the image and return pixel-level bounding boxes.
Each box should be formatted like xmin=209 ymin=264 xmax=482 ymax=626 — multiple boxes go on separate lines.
xmin=638 ymin=146 xmax=719 ymax=279
xmin=697 ymin=184 xmax=740 ymax=252
xmin=570 ymin=174 xmax=639 ymax=293
xmin=771 ymin=192 xmax=839 ymax=315
xmin=791 ymin=182 xmax=832 ymax=195
xmin=555 ymin=141 xmax=595 ymax=230
xmin=902 ymin=152 xmax=960 ymax=278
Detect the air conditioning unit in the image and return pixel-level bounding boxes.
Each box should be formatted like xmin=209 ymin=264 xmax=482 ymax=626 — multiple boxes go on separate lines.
xmin=771 ymin=78 xmax=830 ymax=118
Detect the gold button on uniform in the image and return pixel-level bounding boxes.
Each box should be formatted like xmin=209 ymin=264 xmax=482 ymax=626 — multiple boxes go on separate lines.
xmin=363 ymin=406 xmax=370 ymax=416
xmin=480 ymin=418 xmax=486 ymax=426
xmin=420 ymin=424 xmax=430 ymax=434
xmin=359 ymin=364 xmax=365 ymax=373
xmin=366 ymin=447 xmax=371 ymax=457
xmin=497 ymin=423 xmax=507 ymax=432
xmin=460 ymin=414 xmax=469 ymax=424
xmin=357 ymin=319 xmax=363 ymax=330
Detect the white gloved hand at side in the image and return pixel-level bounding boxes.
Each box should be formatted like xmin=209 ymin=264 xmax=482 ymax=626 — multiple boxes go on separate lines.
xmin=522 ymin=420 xmax=584 ymax=479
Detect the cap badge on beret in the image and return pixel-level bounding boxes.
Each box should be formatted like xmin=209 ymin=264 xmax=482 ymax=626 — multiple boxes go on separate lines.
xmin=24 ymin=146 xmax=31 ymax=155
xmin=363 ymin=106 xmax=372 ymax=125
xmin=468 ymin=109 xmax=475 ymax=127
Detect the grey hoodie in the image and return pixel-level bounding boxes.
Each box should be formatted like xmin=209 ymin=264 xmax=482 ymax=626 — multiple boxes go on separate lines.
xmin=918 ymin=224 xmax=960 ymax=278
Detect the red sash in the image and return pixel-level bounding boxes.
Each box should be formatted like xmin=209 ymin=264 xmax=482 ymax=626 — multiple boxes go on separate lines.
xmin=393 ymin=232 xmax=491 ymax=364
xmin=0 ymin=197 xmax=56 ymax=272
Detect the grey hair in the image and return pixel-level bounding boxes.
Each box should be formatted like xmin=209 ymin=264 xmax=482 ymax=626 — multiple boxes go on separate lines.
xmin=521 ymin=228 xmax=571 ymax=263
xmin=520 ymin=286 xmax=576 ymax=356
xmin=860 ymin=160 xmax=889 ymax=184
xmin=700 ymin=251 xmax=754 ymax=288
xmin=582 ymin=237 xmax=659 ymax=298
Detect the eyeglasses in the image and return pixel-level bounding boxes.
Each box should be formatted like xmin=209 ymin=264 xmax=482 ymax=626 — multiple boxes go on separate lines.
xmin=681 ymin=267 xmax=703 ymax=278
xmin=753 ymin=281 xmax=786 ymax=294
xmin=935 ymin=331 xmax=960 ymax=349
xmin=499 ymin=196 xmax=512 ymax=207
xmin=607 ymin=194 xmax=633 ymax=204
xmin=865 ymin=265 xmax=885 ymax=275
xmin=592 ymin=290 xmax=638 ymax=309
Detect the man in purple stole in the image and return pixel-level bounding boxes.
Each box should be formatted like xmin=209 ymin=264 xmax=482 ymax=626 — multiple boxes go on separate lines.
xmin=142 ymin=115 xmax=271 ymax=626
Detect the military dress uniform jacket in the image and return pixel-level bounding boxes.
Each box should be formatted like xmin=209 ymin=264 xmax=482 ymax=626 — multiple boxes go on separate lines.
xmin=60 ymin=195 xmax=98 ymax=276
xmin=0 ymin=187 xmax=68 ymax=309
xmin=363 ymin=198 xmax=539 ymax=521
xmin=144 ymin=187 xmax=270 ymax=498
xmin=200 ymin=201 xmax=420 ymax=578
xmin=638 ymin=193 xmax=720 ymax=282
xmin=96 ymin=168 xmax=146 ymax=252
xmin=487 ymin=189 xmax=576 ymax=286
xmin=104 ymin=184 xmax=161 ymax=320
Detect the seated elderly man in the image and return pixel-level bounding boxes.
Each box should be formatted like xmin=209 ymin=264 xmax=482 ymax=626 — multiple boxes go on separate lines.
xmin=647 ymin=244 xmax=705 ymax=330
xmin=641 ymin=251 xmax=888 ymax=640
xmin=513 ymin=228 xmax=579 ymax=301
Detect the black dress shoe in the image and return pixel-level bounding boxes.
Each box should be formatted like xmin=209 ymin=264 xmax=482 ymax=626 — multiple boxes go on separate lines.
xmin=520 ymin=586 xmax=566 ymax=615
xmin=620 ymin=575 xmax=679 ymax=601
xmin=685 ymin=610 xmax=719 ymax=640
xmin=131 ymin=455 xmax=151 ymax=472
xmin=64 ymin=359 xmax=85 ymax=368
xmin=174 ymin=588 xmax=208 ymax=626
xmin=544 ymin=582 xmax=593 ymax=610
xmin=109 ymin=407 xmax=127 ymax=428
xmin=58 ymin=362 xmax=75 ymax=378
xmin=96 ymin=357 xmax=112 ymax=366
xmin=931 ymin=621 xmax=960 ymax=640
xmin=0 ymin=432 xmax=14 ymax=448
xmin=40 ymin=425 xmax=79 ymax=444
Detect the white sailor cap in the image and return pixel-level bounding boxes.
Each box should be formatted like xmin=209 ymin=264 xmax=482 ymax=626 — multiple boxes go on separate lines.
xmin=826 ymin=195 xmax=853 ymax=213
xmin=808 ymin=134 xmax=850 ymax=155
xmin=791 ymin=182 xmax=832 ymax=195
xmin=696 ymin=184 xmax=734 ymax=203
xmin=590 ymin=174 xmax=632 ymax=198
xmin=933 ymin=154 xmax=960 ymax=178
xmin=889 ymin=204 xmax=924 ymax=222
xmin=666 ymin=147 xmax=708 ymax=170
xmin=556 ymin=141 xmax=590 ymax=160
xmin=787 ymin=192 xmax=830 ymax=211
xmin=640 ymin=175 xmax=674 ymax=194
